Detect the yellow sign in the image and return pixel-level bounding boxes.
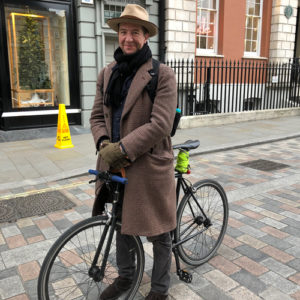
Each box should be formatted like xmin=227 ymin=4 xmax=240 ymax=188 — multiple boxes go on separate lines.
xmin=54 ymin=104 xmax=74 ymax=149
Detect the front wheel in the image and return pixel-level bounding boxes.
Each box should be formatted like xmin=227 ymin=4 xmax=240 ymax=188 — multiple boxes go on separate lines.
xmin=176 ymin=179 xmax=229 ymax=266
xmin=38 ymin=215 xmax=145 ymax=300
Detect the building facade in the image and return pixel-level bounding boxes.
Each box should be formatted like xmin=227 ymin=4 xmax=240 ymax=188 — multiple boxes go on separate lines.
xmin=1 ymin=0 xmax=300 ymax=130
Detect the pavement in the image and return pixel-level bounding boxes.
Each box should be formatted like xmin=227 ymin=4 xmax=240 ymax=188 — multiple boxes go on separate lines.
xmin=0 ymin=115 xmax=300 ymax=299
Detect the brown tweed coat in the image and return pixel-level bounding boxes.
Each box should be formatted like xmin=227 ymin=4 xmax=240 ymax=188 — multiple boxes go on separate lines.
xmin=90 ymin=58 xmax=177 ymax=236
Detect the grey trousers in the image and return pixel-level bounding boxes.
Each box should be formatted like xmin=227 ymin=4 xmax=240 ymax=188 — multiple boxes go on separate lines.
xmin=116 ymin=231 xmax=172 ymax=295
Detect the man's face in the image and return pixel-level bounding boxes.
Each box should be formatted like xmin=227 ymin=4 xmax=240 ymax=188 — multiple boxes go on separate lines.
xmin=118 ymin=23 xmax=149 ymax=55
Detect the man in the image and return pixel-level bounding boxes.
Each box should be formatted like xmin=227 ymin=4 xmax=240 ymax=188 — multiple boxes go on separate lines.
xmin=90 ymin=4 xmax=177 ymax=300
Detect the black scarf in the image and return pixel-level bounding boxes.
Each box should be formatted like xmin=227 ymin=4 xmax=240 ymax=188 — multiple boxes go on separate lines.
xmin=104 ymin=43 xmax=152 ymax=107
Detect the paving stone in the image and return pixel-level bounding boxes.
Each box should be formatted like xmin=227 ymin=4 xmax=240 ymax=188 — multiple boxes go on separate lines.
xmin=217 ymin=244 xmax=242 ymax=261
xmin=230 ymin=269 xmax=267 ymax=294
xmin=261 ymin=226 xmax=290 ymax=239
xmin=19 ymin=225 xmax=42 ymax=239
xmin=287 ymin=258 xmax=300 ymax=272
xmin=239 ymin=225 xmax=266 ymax=238
xmin=261 ymin=257 xmax=296 ymax=278
xmin=0 ymin=267 xmax=18 ymax=280
xmin=6 ymin=235 xmax=27 ymax=249
xmin=284 ymin=236 xmax=300 ymax=247
xmin=203 ymin=269 xmax=239 ymax=292
xmin=259 ymin=234 xmax=293 ymax=251
xmin=259 ymin=286 xmax=295 ymax=300
xmin=235 ymin=245 xmax=268 ymax=262
xmin=237 ymin=234 xmax=267 ymax=249
xmin=261 ymin=245 xmax=294 ymax=263
xmin=18 ymin=261 xmax=40 ymax=282
xmin=281 ymin=218 xmax=300 ymax=230
xmin=169 ymin=282 xmax=202 ymax=299
xmin=229 ymin=286 xmax=261 ymax=300
xmin=198 ymin=283 xmax=233 ymax=300
xmin=259 ymin=217 xmax=287 ymax=229
xmin=40 ymin=226 xmax=61 ymax=239
xmin=286 ymin=245 xmax=300 ymax=258
xmin=259 ymin=271 xmax=300 ymax=294
xmin=0 ymin=275 xmax=25 ymax=299
xmin=281 ymin=225 xmax=300 ymax=238
xmin=209 ymin=255 xmax=241 ymax=275
xmin=23 ymin=278 xmax=38 ymax=300
xmin=233 ymin=256 xmax=268 ymax=276
xmin=0 ymin=256 xmax=4 ymax=271
xmin=226 ymin=226 xmax=244 ymax=238
xmin=1 ymin=225 xmax=21 ymax=238
xmin=75 ymin=205 xmax=92 ymax=214
xmin=1 ymin=239 xmax=54 ymax=268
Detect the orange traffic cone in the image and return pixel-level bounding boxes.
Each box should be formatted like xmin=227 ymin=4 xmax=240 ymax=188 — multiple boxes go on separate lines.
xmin=54 ymin=104 xmax=74 ymax=149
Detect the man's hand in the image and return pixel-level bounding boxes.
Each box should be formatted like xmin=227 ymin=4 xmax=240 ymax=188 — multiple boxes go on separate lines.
xmin=99 ymin=142 xmax=130 ymax=169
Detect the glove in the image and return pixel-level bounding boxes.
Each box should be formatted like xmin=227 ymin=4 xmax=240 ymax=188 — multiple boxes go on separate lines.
xmin=99 ymin=142 xmax=130 ymax=170
xmin=100 ymin=139 xmax=110 ymax=150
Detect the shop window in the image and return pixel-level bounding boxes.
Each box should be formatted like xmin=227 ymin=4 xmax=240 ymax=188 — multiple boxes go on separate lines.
xmin=244 ymin=0 xmax=262 ymax=57
xmin=196 ymin=0 xmax=219 ymax=55
xmin=5 ymin=5 xmax=70 ymax=108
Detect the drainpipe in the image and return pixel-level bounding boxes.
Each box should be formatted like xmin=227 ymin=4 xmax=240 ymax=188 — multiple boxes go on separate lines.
xmin=158 ymin=0 xmax=166 ymax=63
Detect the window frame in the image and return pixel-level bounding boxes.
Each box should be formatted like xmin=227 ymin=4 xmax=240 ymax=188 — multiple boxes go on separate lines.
xmin=244 ymin=0 xmax=263 ymax=57
xmin=0 ymin=0 xmax=80 ymax=113
xmin=196 ymin=0 xmax=219 ymax=56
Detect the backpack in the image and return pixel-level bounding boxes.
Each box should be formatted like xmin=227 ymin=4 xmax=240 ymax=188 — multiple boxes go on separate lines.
xmin=146 ymin=59 xmax=181 ymax=137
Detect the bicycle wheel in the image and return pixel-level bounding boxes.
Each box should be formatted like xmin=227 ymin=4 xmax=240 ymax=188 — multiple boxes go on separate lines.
xmin=176 ymin=179 xmax=228 ymax=266
xmin=38 ymin=215 xmax=144 ymax=300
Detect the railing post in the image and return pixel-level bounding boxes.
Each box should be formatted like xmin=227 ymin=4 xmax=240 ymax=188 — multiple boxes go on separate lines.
xmin=204 ymin=64 xmax=211 ymax=113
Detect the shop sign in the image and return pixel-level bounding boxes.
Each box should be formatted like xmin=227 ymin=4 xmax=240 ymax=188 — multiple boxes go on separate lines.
xmin=81 ymin=0 xmax=94 ymax=4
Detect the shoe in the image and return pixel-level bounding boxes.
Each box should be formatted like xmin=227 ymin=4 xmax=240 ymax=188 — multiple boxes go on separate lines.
xmin=99 ymin=276 xmax=132 ymax=300
xmin=145 ymin=291 xmax=169 ymax=300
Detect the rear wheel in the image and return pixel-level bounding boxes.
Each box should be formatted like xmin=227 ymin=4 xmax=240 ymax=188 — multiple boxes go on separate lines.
xmin=38 ymin=215 xmax=145 ymax=299
xmin=176 ymin=179 xmax=229 ymax=266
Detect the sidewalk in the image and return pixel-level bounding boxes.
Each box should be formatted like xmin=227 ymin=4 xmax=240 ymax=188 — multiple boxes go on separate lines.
xmin=0 ymin=115 xmax=300 ymax=192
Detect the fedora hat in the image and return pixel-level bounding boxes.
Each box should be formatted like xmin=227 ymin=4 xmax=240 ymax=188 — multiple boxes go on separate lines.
xmin=107 ymin=4 xmax=158 ymax=37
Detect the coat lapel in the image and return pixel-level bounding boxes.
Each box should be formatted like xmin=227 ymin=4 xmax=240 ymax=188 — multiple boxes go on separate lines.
xmin=103 ymin=63 xmax=115 ymax=137
xmin=122 ymin=59 xmax=152 ymax=119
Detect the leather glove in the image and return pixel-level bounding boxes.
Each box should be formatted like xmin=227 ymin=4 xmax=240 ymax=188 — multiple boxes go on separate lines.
xmin=99 ymin=142 xmax=130 ymax=170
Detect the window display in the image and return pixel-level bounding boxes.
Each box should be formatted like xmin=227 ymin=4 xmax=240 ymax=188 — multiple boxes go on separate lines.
xmin=5 ymin=5 xmax=70 ymax=108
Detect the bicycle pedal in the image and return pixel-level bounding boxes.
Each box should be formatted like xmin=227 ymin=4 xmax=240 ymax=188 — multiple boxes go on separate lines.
xmin=178 ymin=269 xmax=193 ymax=283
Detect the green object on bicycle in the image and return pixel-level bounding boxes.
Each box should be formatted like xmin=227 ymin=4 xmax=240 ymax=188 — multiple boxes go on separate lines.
xmin=175 ymin=149 xmax=190 ymax=173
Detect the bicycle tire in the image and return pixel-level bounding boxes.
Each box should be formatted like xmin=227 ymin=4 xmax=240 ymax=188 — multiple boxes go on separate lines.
xmin=176 ymin=179 xmax=229 ymax=266
xmin=38 ymin=215 xmax=145 ymax=300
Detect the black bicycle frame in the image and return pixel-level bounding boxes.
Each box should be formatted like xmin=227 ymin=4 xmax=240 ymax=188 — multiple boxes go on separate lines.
xmin=89 ymin=183 xmax=121 ymax=281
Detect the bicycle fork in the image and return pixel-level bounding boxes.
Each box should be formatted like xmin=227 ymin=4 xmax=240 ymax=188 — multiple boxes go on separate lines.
xmin=88 ymin=184 xmax=121 ymax=282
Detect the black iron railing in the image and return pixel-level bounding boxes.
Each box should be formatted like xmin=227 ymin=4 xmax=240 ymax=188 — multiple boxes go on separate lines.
xmin=166 ymin=59 xmax=300 ymax=116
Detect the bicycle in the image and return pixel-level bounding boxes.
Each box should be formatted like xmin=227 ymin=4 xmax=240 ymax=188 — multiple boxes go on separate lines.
xmin=38 ymin=139 xmax=229 ymax=299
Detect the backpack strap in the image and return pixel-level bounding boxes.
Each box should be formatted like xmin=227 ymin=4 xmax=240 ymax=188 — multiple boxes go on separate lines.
xmin=146 ymin=58 xmax=160 ymax=103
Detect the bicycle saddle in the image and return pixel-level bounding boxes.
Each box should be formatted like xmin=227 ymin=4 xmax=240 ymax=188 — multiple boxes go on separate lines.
xmin=173 ymin=140 xmax=200 ymax=150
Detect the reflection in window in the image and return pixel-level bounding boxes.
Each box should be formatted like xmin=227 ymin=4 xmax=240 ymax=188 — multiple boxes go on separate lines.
xmin=244 ymin=0 xmax=261 ymax=55
xmin=196 ymin=0 xmax=218 ymax=53
xmin=5 ymin=5 xmax=70 ymax=108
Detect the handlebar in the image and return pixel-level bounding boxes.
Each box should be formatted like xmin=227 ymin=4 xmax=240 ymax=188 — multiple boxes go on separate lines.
xmin=88 ymin=169 xmax=128 ymax=185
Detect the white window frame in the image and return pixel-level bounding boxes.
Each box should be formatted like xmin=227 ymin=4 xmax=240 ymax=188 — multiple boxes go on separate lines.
xmin=196 ymin=0 xmax=219 ymax=56
xmin=101 ymin=0 xmax=145 ymax=28
xmin=244 ymin=0 xmax=263 ymax=57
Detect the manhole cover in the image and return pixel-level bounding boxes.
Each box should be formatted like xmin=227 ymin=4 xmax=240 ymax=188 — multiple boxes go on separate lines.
xmin=0 ymin=190 xmax=75 ymax=223
xmin=239 ymin=159 xmax=289 ymax=172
